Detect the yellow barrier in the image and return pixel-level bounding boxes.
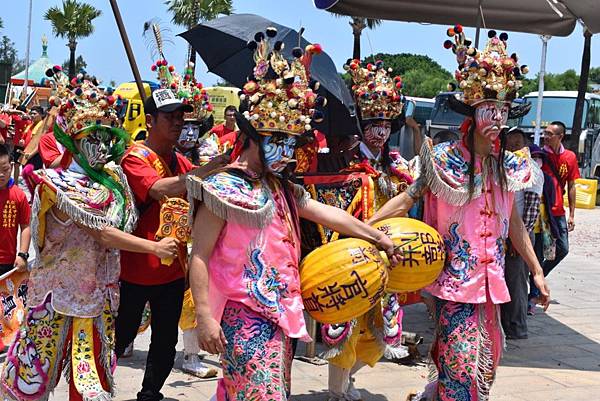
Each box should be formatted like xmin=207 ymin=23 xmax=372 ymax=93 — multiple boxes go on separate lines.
xmin=563 ymin=178 xmax=598 ymax=209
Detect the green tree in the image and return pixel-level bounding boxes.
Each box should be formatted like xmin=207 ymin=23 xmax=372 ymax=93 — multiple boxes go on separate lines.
xmin=520 ymin=69 xmax=591 ymax=96
xmin=589 ymin=67 xmax=600 ymax=84
xmin=0 ymin=35 xmax=25 ymax=73
xmin=361 ymin=53 xmax=452 ymax=98
xmin=62 ymin=54 xmax=87 ymax=74
xmin=44 ymin=0 xmax=102 ymax=79
xmin=165 ymin=0 xmax=233 ymax=75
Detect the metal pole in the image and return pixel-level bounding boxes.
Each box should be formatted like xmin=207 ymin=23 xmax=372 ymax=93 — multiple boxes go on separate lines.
xmin=108 ymin=0 xmax=147 ymax=102
xmin=534 ymin=35 xmax=551 ymax=145
xmin=22 ymin=0 xmax=33 ymax=99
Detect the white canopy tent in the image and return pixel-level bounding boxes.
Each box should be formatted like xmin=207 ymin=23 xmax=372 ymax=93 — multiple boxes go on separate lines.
xmin=315 ymin=0 xmax=599 ymax=146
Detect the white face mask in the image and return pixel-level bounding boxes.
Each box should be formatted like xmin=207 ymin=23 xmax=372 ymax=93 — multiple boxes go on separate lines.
xmin=474 ymin=101 xmax=510 ymax=141
xmin=178 ymin=122 xmax=201 ymax=149
xmin=79 ymin=131 xmax=112 ymax=170
xmin=363 ymin=121 xmax=392 ymax=149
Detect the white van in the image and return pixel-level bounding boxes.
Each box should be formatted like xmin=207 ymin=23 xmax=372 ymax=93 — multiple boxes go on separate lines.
xmin=519 ymin=91 xmax=600 ymax=178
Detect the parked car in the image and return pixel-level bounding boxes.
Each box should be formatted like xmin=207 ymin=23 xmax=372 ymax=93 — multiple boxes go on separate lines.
xmin=426 ymin=92 xmax=464 ymax=139
xmin=388 ymin=96 xmax=434 ymax=158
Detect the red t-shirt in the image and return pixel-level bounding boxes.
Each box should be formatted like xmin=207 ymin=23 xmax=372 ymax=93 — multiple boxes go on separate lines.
xmin=38 ymin=130 xmax=64 ymax=168
xmin=0 ymin=113 xmax=10 ymax=141
xmin=0 ymin=183 xmax=31 ymax=264
xmin=120 ymin=149 xmax=193 ymax=285
xmin=542 ymin=146 xmax=580 ymax=216
xmin=211 ymin=123 xmax=236 ymax=139
xmin=11 ymin=115 xmax=31 ymax=146
xmin=219 ymin=130 xmax=238 ymax=147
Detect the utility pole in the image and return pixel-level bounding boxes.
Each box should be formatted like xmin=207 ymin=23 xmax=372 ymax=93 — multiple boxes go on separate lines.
xmin=534 ymin=35 xmax=551 ymax=146
xmin=22 ymin=0 xmax=33 ymax=100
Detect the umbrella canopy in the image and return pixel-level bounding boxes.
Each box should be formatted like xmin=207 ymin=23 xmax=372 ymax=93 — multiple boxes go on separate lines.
xmin=314 ymin=0 xmax=600 ymax=36
xmin=179 ymin=13 xmax=360 ymax=136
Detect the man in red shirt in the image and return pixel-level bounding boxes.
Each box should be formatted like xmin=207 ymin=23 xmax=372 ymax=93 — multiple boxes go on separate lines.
xmin=211 ymin=104 xmax=237 ymax=142
xmin=540 ymin=121 xmax=579 ymax=276
xmin=115 ymin=89 xmax=204 ymax=401
xmin=0 ymin=111 xmax=11 ymax=145
xmin=38 ymin=125 xmax=66 ymax=168
xmin=0 ymin=144 xmax=31 ymax=275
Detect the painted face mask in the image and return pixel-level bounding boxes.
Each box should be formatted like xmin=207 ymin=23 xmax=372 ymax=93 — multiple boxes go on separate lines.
xmin=78 ymin=130 xmax=112 ymax=170
xmin=178 ymin=122 xmax=201 ymax=150
xmin=363 ymin=120 xmax=392 ymax=149
xmin=474 ymin=101 xmax=510 ymax=141
xmin=261 ymin=133 xmax=297 ymax=173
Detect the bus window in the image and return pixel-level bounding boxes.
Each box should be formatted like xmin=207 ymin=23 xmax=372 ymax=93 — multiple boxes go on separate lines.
xmin=129 ymin=102 xmax=141 ymax=121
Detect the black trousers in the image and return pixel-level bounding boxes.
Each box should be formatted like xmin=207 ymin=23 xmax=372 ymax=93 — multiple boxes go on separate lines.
xmin=115 ymin=278 xmax=185 ymax=401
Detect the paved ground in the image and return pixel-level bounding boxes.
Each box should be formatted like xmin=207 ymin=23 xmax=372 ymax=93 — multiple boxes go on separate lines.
xmin=45 ymin=208 xmax=600 ymax=401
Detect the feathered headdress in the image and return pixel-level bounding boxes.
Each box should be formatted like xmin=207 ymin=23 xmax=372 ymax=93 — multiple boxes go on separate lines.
xmin=240 ymin=27 xmax=326 ymax=136
xmin=145 ymin=20 xmax=213 ymax=122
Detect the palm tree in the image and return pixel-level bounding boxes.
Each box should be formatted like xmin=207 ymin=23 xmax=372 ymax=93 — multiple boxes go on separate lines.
xmin=165 ymin=0 xmax=233 ymax=75
xmin=332 ymin=14 xmax=382 ymax=60
xmin=349 ymin=17 xmax=382 ymax=60
xmin=44 ymin=0 xmax=102 ymax=79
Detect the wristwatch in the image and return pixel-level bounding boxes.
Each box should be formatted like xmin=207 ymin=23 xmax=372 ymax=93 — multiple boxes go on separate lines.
xmin=17 ymin=252 xmax=29 ymax=261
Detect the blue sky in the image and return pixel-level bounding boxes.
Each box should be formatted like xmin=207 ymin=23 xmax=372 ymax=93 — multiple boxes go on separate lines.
xmin=2 ymin=0 xmax=599 ymax=90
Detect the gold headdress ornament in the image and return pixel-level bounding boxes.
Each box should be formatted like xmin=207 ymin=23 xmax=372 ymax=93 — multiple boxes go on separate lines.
xmin=53 ymin=71 xmax=124 ymax=138
xmin=344 ymin=59 xmax=404 ymax=121
xmin=145 ymin=20 xmax=213 ymax=122
xmin=444 ymin=25 xmax=528 ymax=105
xmin=240 ymin=27 xmax=327 ymax=136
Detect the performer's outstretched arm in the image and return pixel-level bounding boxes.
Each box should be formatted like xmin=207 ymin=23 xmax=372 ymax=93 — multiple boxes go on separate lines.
xmin=146 ymin=155 xmax=229 ymax=201
xmin=368 ymin=175 xmax=427 ymax=224
xmin=83 ymin=222 xmax=178 ymax=259
xmin=188 ymin=203 xmax=227 ymax=355
xmin=299 ymin=199 xmax=399 ymax=265
xmin=368 ymin=193 xmax=414 ymax=224
xmin=508 ymin=201 xmax=550 ymax=310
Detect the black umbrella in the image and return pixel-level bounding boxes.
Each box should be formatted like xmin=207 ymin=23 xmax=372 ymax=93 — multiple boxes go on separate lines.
xmin=179 ymin=13 xmax=359 ymax=137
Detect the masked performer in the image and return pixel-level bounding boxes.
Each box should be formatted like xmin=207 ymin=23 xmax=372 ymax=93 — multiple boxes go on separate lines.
xmin=371 ymin=26 xmax=550 ymax=401
xmin=324 ymin=59 xmax=418 ymax=401
xmin=169 ymin=63 xmax=228 ymax=379
xmin=186 ymin=28 xmax=400 ymax=401
xmin=0 ymin=75 xmax=178 ymax=401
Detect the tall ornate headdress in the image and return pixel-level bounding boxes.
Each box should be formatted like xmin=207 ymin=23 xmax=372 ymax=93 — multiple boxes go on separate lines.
xmin=444 ymin=25 xmax=528 ymax=105
xmin=146 ymin=20 xmax=213 ymax=122
xmin=240 ymin=27 xmax=326 ymax=136
xmin=344 ymin=59 xmax=404 ymax=121
xmin=54 ymin=73 xmax=124 ymax=139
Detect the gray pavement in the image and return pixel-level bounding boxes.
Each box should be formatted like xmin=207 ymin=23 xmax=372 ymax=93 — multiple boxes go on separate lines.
xmin=46 ymin=208 xmax=600 ymax=400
